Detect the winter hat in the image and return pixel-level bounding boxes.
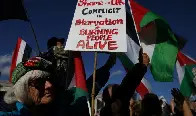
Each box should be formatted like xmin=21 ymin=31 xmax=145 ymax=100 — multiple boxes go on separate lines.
xmin=47 ymin=37 xmax=65 ymax=49
xmin=11 ymin=57 xmax=53 ymax=84
xmin=4 ymin=57 xmax=53 ymax=105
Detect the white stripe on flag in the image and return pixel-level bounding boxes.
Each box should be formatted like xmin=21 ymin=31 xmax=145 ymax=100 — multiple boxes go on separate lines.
xmin=141 ymin=78 xmax=152 ymax=93
xmin=126 ymin=34 xmax=141 ymax=64
xmin=176 ymin=60 xmax=185 ymax=84
xmin=68 ymin=74 xmax=76 ymax=89
xmin=16 ymin=40 xmax=26 ymax=65
xmin=126 ymin=35 xmax=152 ymax=97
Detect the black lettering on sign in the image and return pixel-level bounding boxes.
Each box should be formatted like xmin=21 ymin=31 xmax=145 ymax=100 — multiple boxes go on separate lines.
xmin=82 ymin=8 xmax=121 ymax=15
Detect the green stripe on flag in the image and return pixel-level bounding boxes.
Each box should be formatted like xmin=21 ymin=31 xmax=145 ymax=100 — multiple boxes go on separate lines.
xmin=140 ymin=12 xmax=168 ymax=28
xmin=69 ymin=87 xmax=88 ymax=104
xmin=180 ymin=65 xmax=195 ymax=97
xmin=150 ymin=20 xmax=178 ymax=81
xmin=117 ymin=53 xmax=134 ymax=71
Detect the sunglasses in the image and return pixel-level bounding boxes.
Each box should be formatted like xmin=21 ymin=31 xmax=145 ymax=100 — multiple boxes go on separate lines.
xmin=29 ymin=77 xmax=52 ymax=88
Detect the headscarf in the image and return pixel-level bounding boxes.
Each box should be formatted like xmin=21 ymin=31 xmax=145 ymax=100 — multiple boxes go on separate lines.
xmin=4 ymin=57 xmax=53 ymax=105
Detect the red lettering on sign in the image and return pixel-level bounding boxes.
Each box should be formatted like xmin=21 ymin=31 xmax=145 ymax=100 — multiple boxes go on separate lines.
xmin=94 ymin=42 xmax=99 ymax=49
xmin=76 ymin=40 xmax=85 ymax=49
xmin=111 ymin=0 xmax=125 ymax=5
xmin=107 ymin=35 xmax=112 ymax=40
xmin=78 ymin=0 xmax=103 ymax=6
xmin=108 ymin=41 xmax=118 ymax=50
xmin=87 ymin=34 xmax=113 ymax=41
xmin=86 ymin=40 xmax=93 ymax=49
xmin=99 ymin=41 xmax=107 ymax=50
xmin=76 ymin=40 xmax=118 ymax=50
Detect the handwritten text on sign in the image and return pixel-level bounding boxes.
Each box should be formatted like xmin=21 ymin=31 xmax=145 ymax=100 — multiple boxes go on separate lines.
xmin=65 ymin=0 xmax=127 ymax=52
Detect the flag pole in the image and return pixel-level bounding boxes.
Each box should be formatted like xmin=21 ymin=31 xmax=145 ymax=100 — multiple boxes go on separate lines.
xmin=21 ymin=0 xmax=41 ymax=55
xmin=28 ymin=20 xmax=41 ymax=55
xmin=91 ymin=52 xmax=98 ymax=116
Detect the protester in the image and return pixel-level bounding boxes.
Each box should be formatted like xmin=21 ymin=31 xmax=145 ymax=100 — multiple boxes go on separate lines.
xmin=159 ymin=96 xmax=172 ymax=116
xmin=0 ymin=57 xmax=54 ymax=116
xmin=47 ymin=37 xmax=65 ymax=49
xmin=140 ymin=93 xmax=162 ymax=116
xmin=67 ymin=53 xmax=117 ymax=116
xmin=87 ymin=53 xmax=117 ymax=100
xmin=129 ymin=98 xmax=141 ymax=116
xmin=100 ymin=48 xmax=149 ymax=116
xmin=170 ymin=88 xmax=193 ymax=116
xmin=44 ymin=52 xmax=117 ymax=116
xmin=1 ymin=38 xmax=195 ymax=116
xmin=41 ymin=37 xmax=74 ymax=90
xmin=189 ymin=95 xmax=196 ymax=115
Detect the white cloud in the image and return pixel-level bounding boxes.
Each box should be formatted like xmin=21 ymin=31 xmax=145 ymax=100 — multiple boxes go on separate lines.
xmin=0 ymin=55 xmax=12 ymax=66
xmin=110 ymin=70 xmax=124 ymax=78
xmin=1 ymin=66 xmax=10 ymax=76
xmin=0 ymin=54 xmax=12 ymax=77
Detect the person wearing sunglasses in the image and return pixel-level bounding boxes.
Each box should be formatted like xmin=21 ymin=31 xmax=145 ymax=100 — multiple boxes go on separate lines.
xmin=0 ymin=57 xmax=55 ymax=116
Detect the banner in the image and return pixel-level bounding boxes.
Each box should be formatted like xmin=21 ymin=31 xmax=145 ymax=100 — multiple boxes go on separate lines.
xmin=65 ymin=0 xmax=127 ymax=52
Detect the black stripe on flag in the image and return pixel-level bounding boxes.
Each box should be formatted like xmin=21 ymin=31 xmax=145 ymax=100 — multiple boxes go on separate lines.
xmin=22 ymin=43 xmax=32 ymax=62
xmin=0 ymin=0 xmax=28 ymax=21
xmin=126 ymin=10 xmax=140 ymax=46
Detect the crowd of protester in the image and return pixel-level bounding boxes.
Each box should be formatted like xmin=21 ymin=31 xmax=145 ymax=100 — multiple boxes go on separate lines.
xmin=0 ymin=37 xmax=195 ymax=116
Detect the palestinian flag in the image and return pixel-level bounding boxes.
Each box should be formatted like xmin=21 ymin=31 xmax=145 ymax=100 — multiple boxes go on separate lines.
xmin=118 ymin=51 xmax=152 ymax=99
xmin=137 ymin=77 xmax=152 ymax=98
xmin=0 ymin=0 xmax=28 ymax=21
xmin=127 ymin=0 xmax=187 ymax=81
xmin=176 ymin=52 xmax=196 ymax=97
xmin=9 ymin=37 xmax=33 ymax=82
xmin=68 ymin=52 xmax=91 ymax=116
xmin=117 ymin=10 xmax=152 ymax=98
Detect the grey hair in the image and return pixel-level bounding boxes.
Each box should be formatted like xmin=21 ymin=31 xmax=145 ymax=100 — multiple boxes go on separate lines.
xmin=4 ymin=70 xmax=50 ymax=105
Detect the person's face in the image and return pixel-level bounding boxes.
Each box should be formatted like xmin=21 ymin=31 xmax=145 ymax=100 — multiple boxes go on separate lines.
xmin=56 ymin=41 xmax=63 ymax=47
xmin=28 ymin=77 xmax=54 ymax=105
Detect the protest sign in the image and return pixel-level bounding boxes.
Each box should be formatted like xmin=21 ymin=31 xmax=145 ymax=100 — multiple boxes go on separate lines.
xmin=65 ymin=0 xmax=127 ymax=52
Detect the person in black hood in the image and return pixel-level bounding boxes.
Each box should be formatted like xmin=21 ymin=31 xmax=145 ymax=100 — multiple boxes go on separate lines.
xmin=40 ymin=37 xmax=74 ymax=90
xmin=47 ymin=37 xmax=65 ymax=49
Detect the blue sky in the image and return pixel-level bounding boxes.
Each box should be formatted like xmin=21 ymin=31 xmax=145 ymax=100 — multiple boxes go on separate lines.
xmin=0 ymin=0 xmax=195 ymax=102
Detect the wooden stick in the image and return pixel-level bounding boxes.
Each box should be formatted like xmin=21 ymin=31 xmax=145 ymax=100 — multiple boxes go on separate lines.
xmin=91 ymin=52 xmax=98 ymax=116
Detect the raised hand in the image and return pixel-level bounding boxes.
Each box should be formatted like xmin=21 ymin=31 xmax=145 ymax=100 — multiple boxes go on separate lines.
xmin=138 ymin=48 xmax=150 ymax=66
xmin=171 ymin=88 xmax=185 ymax=106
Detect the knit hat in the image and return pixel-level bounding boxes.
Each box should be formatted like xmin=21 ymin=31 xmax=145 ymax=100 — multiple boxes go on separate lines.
xmin=11 ymin=57 xmax=53 ymax=84
xmin=4 ymin=57 xmax=53 ymax=105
